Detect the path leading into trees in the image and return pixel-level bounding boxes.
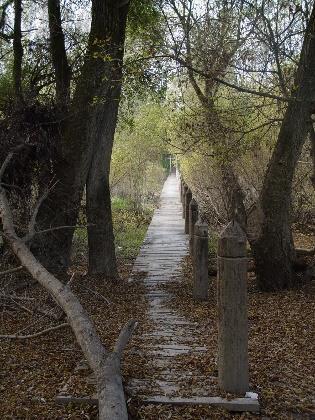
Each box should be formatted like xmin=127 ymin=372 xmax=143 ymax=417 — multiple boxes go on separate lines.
xmin=127 ymin=174 xmax=213 ymax=403
xmin=56 ymin=174 xmax=258 ymax=411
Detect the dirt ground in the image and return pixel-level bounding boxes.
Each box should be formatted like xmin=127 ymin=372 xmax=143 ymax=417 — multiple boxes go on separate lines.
xmin=0 ymin=259 xmax=149 ymax=419
xmin=0 ymin=229 xmax=314 ymax=419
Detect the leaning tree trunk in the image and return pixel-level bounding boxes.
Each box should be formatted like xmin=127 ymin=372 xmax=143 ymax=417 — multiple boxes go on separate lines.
xmin=0 ymin=177 xmax=135 ymax=419
xmin=252 ymin=5 xmax=315 ymax=291
xmin=34 ymin=1 xmax=129 ymax=273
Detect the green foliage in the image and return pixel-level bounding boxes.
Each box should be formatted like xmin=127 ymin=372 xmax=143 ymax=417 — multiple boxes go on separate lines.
xmin=0 ymin=65 xmax=14 ymax=110
xmin=112 ymin=197 xmax=153 ymax=259
xmin=73 ymin=196 xmax=153 ymax=260
xmin=127 ymin=0 xmax=162 ymax=41
xmin=124 ymin=1 xmax=167 ymax=102
xmin=111 ymin=100 xmax=168 ymax=210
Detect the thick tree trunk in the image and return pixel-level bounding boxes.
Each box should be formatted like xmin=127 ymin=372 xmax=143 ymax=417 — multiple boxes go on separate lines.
xmin=13 ymin=0 xmax=23 ymax=104
xmin=87 ymin=132 xmax=118 ymax=277
xmin=34 ymin=1 xmax=129 ymax=273
xmin=86 ymin=5 xmax=128 ymax=276
xmin=33 ymin=153 xmax=85 ymax=271
xmin=252 ymin=6 xmax=315 ymax=291
xmin=48 ymin=0 xmax=71 ymax=108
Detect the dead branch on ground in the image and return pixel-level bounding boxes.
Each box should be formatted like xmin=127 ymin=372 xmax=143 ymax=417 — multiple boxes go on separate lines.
xmin=0 ymin=322 xmax=69 ymax=339
xmin=0 ymin=148 xmax=136 ymax=420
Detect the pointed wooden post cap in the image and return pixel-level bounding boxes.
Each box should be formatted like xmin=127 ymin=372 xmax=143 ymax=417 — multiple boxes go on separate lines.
xmin=194 ymin=219 xmax=208 ymax=237
xmin=218 ymin=221 xmax=246 ymax=258
xmin=190 ymin=198 xmax=198 ymax=210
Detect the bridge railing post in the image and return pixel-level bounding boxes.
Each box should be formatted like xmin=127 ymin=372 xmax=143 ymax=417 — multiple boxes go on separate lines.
xmin=217 ymin=221 xmax=249 ymax=394
xmin=193 ymin=220 xmax=209 ymax=301
xmin=189 ymin=198 xmax=198 ymax=256
xmin=179 ymin=178 xmax=183 ymax=201
xmin=184 ymin=188 xmax=192 ymax=234
xmin=182 ymin=184 xmax=188 ymax=218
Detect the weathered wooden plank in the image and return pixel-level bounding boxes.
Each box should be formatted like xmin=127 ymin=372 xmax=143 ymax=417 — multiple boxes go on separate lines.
xmin=141 ymin=396 xmax=260 ymax=412
xmin=127 ymin=175 xmax=256 ymax=413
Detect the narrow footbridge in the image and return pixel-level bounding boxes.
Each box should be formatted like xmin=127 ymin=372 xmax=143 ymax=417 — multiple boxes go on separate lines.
xmin=56 ymin=174 xmax=259 ymax=413
xmin=128 ymin=174 xmax=209 ymax=401
xmin=127 ymin=174 xmax=259 ymax=412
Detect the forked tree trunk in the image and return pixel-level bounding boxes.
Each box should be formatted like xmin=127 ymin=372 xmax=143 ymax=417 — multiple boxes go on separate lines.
xmin=34 ymin=1 xmax=129 ymax=274
xmin=252 ymin=5 xmax=315 ymax=291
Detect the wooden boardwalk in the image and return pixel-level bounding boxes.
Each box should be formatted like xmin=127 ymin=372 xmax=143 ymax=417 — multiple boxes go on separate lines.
xmin=127 ymin=175 xmax=259 ymax=412
xmin=56 ymin=174 xmax=259 ymax=412
xmin=127 ymin=174 xmax=210 ymax=401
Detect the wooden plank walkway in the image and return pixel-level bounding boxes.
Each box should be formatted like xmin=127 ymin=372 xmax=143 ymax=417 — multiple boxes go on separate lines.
xmin=127 ymin=174 xmax=211 ymax=400
xmin=56 ymin=174 xmax=259 ymax=412
xmin=127 ymin=174 xmax=259 ymax=413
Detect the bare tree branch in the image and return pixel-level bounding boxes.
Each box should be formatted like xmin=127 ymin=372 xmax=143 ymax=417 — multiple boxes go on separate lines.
xmin=0 ymin=265 xmax=23 ymax=276
xmin=129 ymin=53 xmax=293 ymax=102
xmin=23 ymin=180 xmax=58 ymax=243
xmin=0 ymin=322 xmax=69 ymax=339
xmin=0 ymin=144 xmax=25 ymax=180
xmin=0 ymin=150 xmax=136 ymax=419
xmin=114 ymin=320 xmax=137 ymax=358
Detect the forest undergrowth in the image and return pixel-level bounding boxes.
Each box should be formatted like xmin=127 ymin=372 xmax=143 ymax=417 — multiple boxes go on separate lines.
xmin=0 ymin=199 xmax=153 ymax=419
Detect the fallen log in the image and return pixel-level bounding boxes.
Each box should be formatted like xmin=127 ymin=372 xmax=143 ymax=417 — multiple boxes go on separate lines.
xmin=0 ymin=149 xmax=136 ymax=420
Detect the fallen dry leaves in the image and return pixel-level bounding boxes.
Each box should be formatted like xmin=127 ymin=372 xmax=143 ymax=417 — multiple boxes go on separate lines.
xmin=0 ymin=257 xmax=150 ymax=419
xmin=0 ymin=229 xmax=314 ymax=419
xmin=149 ymin=251 xmax=315 ymax=420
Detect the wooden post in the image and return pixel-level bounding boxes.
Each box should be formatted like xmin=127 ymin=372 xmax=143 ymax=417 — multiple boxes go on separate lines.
xmin=179 ymin=179 xmax=183 ymax=201
xmin=182 ymin=184 xmax=188 ymax=218
xmin=184 ymin=189 xmax=192 ymax=234
xmin=193 ymin=220 xmax=209 ymax=301
xmin=189 ymin=198 xmax=198 ymax=256
xmin=217 ymin=221 xmax=249 ymax=394
xmin=176 ymin=159 xmax=180 ymax=179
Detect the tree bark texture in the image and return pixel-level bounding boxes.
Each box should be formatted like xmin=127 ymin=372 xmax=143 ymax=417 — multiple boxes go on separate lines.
xmin=252 ymin=6 xmax=315 ymax=291
xmin=34 ymin=1 xmax=129 ymax=274
xmin=86 ymin=4 xmax=128 ymax=277
xmin=48 ymin=0 xmax=71 ymax=108
xmin=13 ymin=0 xmax=23 ymax=104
